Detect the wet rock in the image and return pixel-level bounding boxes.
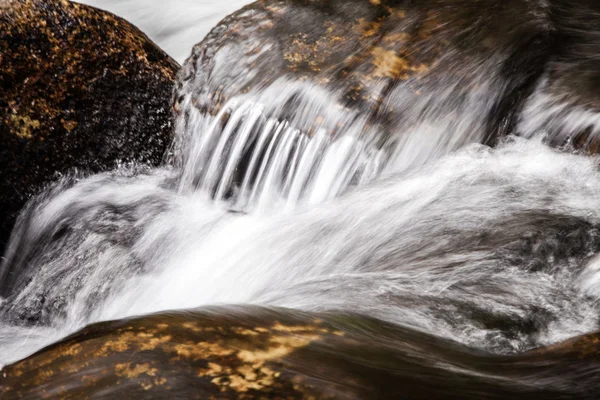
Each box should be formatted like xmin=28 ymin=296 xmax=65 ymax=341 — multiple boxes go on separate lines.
xmin=0 ymin=0 xmax=179 ymax=252
xmin=516 ymin=1 xmax=600 ymax=152
xmin=2 ymin=306 xmax=600 ymax=399
xmin=175 ymin=0 xmax=552 ymax=146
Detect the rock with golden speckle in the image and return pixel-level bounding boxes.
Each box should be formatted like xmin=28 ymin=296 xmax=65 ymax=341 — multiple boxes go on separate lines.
xmin=2 ymin=305 xmax=600 ymax=399
xmin=0 ymin=0 xmax=179 ymax=252
xmin=175 ymin=0 xmax=552 ymax=144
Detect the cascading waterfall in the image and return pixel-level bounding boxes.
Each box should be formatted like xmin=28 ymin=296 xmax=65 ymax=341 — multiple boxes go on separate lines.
xmin=3 ymin=90 xmax=600 ymax=367
xmin=3 ymin=8 xmax=600 ymax=384
xmin=174 ymin=79 xmax=389 ymax=211
xmin=172 ymin=69 xmax=505 ymax=211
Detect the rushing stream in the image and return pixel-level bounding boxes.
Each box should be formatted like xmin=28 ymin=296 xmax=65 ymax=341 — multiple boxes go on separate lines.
xmin=3 ymin=81 xmax=600 ymax=367
xmin=3 ymin=2 xmax=600 ymax=396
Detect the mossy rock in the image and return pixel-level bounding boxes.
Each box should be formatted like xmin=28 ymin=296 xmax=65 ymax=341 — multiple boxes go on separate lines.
xmin=2 ymin=306 xmax=600 ymax=399
xmin=0 ymin=0 xmax=179 ymax=252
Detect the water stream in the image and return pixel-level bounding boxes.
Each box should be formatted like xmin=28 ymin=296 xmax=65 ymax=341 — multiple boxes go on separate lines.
xmin=2 ymin=0 xmax=600 ymax=377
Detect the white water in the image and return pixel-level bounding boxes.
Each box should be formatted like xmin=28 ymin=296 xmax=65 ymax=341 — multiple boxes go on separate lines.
xmin=518 ymin=75 xmax=600 ymax=145
xmin=174 ymin=79 xmax=388 ymax=211
xmin=3 ymin=0 xmax=600 ymax=370
xmin=77 ymin=0 xmax=252 ymax=63
xmin=3 ymin=136 xmax=600 ymax=365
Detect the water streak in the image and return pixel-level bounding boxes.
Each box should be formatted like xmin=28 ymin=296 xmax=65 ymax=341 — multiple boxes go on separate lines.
xmin=2 ymin=139 xmax=600 ymax=366
xmin=174 ymin=80 xmax=388 ymax=211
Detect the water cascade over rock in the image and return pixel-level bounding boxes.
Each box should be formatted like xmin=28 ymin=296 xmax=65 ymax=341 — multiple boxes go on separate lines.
xmin=2 ymin=0 xmax=600 ymax=398
xmin=0 ymin=0 xmax=179 ymax=253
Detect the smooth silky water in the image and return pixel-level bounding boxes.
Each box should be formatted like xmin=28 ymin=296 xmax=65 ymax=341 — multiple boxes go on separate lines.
xmin=3 ymin=1 xmax=600 ymax=379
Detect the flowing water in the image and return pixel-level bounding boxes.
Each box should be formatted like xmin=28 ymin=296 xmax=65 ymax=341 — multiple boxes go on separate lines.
xmin=76 ymin=0 xmax=252 ymax=63
xmin=3 ymin=0 xmax=600 ymax=384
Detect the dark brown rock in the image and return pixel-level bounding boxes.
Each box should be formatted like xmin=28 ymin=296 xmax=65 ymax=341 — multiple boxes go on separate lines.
xmin=175 ymin=0 xmax=600 ymax=167
xmin=2 ymin=306 xmax=600 ymax=399
xmin=0 ymin=0 xmax=179 ymax=252
xmin=175 ymin=0 xmax=552 ymax=143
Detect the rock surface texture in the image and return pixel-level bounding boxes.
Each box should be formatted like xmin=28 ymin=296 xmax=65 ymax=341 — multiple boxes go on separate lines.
xmin=2 ymin=306 xmax=600 ymax=399
xmin=0 ymin=0 xmax=179 ymax=251
xmin=175 ymin=0 xmax=600 ymax=154
xmin=175 ymin=0 xmax=552 ymax=141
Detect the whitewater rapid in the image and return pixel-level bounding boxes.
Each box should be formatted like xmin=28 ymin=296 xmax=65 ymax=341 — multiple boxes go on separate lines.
xmin=2 ymin=135 xmax=600 ymax=366
xmin=3 ymin=0 xmax=600 ymax=373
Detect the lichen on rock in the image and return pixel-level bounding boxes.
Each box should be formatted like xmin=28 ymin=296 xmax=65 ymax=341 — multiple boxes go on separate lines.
xmin=0 ymin=0 xmax=179 ymax=253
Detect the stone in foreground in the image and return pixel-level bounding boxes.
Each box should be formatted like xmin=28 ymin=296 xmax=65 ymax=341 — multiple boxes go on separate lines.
xmin=2 ymin=306 xmax=600 ymax=399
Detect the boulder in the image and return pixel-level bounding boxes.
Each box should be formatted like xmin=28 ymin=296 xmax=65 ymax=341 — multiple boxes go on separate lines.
xmin=1 ymin=306 xmax=600 ymax=399
xmin=175 ymin=0 xmax=552 ymax=143
xmin=0 ymin=0 xmax=179 ymax=252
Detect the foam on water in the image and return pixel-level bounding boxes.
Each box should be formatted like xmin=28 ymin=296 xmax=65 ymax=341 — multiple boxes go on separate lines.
xmin=3 ymin=0 xmax=600 ymax=372
xmin=2 ymin=138 xmax=600 ymax=365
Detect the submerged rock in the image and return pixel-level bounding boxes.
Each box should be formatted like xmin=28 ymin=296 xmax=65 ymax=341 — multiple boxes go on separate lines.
xmin=0 ymin=0 xmax=179 ymax=252
xmin=1 ymin=306 xmax=600 ymax=399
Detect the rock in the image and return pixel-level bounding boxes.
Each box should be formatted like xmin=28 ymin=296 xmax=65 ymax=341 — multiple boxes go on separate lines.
xmin=175 ymin=0 xmax=552 ymax=146
xmin=0 ymin=0 xmax=179 ymax=253
xmin=2 ymin=306 xmax=600 ymax=399
xmin=516 ymin=1 xmax=600 ymax=152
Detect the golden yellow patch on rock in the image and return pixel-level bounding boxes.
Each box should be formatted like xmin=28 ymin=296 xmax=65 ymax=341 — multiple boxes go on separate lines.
xmin=61 ymin=119 xmax=78 ymax=132
xmin=114 ymin=362 xmax=158 ymax=379
xmin=32 ymin=368 xmax=56 ymax=386
xmin=371 ymin=47 xmax=409 ymax=79
xmin=172 ymin=341 xmax=234 ymax=360
xmin=237 ymin=333 xmax=320 ymax=364
xmin=272 ymin=323 xmax=330 ymax=334
xmin=93 ymin=331 xmax=136 ymax=356
xmin=383 ymin=32 xmax=411 ymax=45
xmin=197 ymin=362 xmax=224 ymax=377
xmin=138 ymin=334 xmax=172 ymax=351
xmin=227 ymin=367 xmax=278 ymax=393
xmin=282 ymin=24 xmax=346 ymax=73
xmin=10 ymin=114 xmax=40 ymax=139
xmin=182 ymin=321 xmax=205 ymax=332
xmin=191 ymin=323 xmax=327 ymax=393
xmin=264 ymin=3 xmax=286 ymax=15
xmin=61 ymin=343 xmax=83 ymax=357
xmin=355 ymin=18 xmax=383 ymax=39
xmin=201 ymin=361 xmax=282 ymax=393
xmin=232 ymin=327 xmax=260 ymax=336
xmin=370 ymin=47 xmax=430 ymax=79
